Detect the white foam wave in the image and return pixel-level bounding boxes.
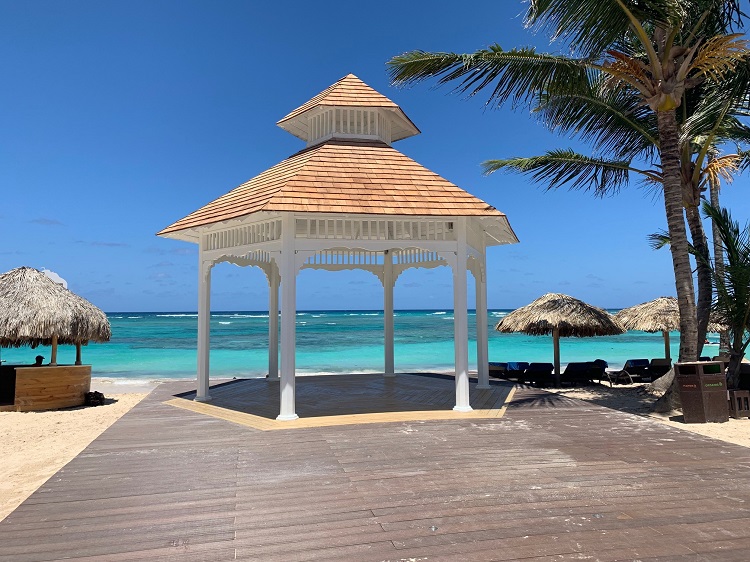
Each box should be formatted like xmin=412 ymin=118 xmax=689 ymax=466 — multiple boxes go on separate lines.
xmin=218 ymin=321 xmax=231 ymax=325
xmin=157 ymin=314 xmax=198 ymax=318
xmin=432 ymin=311 xmax=447 ymax=315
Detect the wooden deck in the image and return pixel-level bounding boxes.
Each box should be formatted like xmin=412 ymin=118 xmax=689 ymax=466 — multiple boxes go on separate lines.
xmin=3 ymin=376 xmax=750 ymax=561
xmin=165 ymin=374 xmax=514 ymax=430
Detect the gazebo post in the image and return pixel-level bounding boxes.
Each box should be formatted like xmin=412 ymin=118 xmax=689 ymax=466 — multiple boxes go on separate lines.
xmin=383 ymin=249 xmax=395 ymax=377
xmin=50 ymin=334 xmax=58 ymax=366
xmin=195 ymin=257 xmax=213 ymax=402
xmin=453 ymin=220 xmax=472 ymax=412
xmin=75 ymin=342 xmax=82 ymax=365
xmin=553 ymin=327 xmax=561 ymax=387
xmin=663 ymin=330 xmax=671 ymax=360
xmin=277 ymin=214 xmax=299 ymax=421
xmin=268 ymin=265 xmax=280 ymax=381
xmin=475 ymin=254 xmax=490 ymax=389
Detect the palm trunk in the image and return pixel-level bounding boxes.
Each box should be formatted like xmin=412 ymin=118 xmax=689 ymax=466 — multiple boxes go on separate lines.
xmin=708 ymin=171 xmax=730 ymax=354
xmin=685 ymin=203 xmax=711 ymax=357
xmin=653 ymin=111 xmax=699 ymax=412
xmin=657 ymin=111 xmax=698 ymax=362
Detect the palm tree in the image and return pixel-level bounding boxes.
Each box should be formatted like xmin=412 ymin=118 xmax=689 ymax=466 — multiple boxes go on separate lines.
xmin=388 ymin=0 xmax=748 ymax=362
xmin=482 ymin=70 xmax=750 ymax=355
xmin=701 ymin=202 xmax=750 ymax=387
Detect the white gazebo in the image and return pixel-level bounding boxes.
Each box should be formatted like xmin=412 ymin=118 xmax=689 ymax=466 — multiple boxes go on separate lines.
xmin=158 ymin=73 xmax=518 ymax=420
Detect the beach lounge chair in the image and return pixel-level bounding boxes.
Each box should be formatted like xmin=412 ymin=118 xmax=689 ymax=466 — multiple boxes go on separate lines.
xmin=522 ymin=363 xmax=554 ymax=387
xmin=610 ymin=358 xmax=650 ymax=385
xmin=561 ymin=362 xmax=597 ymax=386
xmin=591 ymin=359 xmax=609 ymax=383
xmin=649 ymin=358 xmax=672 ymax=380
xmin=506 ymin=362 xmax=529 ymax=381
xmin=488 ymin=362 xmax=508 ymax=379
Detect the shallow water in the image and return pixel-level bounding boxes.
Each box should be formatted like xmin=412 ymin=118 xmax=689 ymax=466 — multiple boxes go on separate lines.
xmin=0 ymin=310 xmax=710 ymax=380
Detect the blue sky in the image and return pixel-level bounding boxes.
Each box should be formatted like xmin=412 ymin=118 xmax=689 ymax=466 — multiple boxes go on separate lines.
xmin=1 ymin=1 xmax=747 ymax=312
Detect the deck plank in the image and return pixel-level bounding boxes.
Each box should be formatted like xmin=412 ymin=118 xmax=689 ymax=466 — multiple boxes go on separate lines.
xmin=2 ymin=376 xmax=750 ymax=561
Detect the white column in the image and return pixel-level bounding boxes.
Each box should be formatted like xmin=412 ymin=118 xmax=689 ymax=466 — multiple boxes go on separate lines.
xmin=277 ymin=214 xmax=299 ymax=421
xmin=268 ymin=264 xmax=280 ymax=381
xmin=383 ymin=250 xmax=395 ymax=377
xmin=453 ymin=220 xmax=472 ymax=412
xmin=475 ymin=254 xmax=490 ymax=389
xmin=196 ymin=255 xmax=212 ymax=402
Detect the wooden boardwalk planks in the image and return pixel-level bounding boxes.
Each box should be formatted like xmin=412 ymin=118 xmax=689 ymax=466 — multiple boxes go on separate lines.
xmin=2 ymin=377 xmax=750 ymax=561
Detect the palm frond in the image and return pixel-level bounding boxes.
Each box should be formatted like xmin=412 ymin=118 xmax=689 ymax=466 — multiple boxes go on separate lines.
xmin=536 ymin=78 xmax=658 ymax=159
xmin=703 ymin=154 xmax=741 ymax=185
xmin=648 ymin=230 xmax=672 ymax=250
xmin=688 ymin=34 xmax=750 ymax=82
xmin=482 ymin=149 xmax=652 ymax=196
xmin=387 ymin=46 xmax=591 ymax=109
xmin=525 ymin=0 xmax=678 ymax=56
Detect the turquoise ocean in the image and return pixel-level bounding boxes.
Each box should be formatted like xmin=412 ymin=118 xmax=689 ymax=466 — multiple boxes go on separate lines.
xmin=0 ymin=310 xmax=718 ymax=381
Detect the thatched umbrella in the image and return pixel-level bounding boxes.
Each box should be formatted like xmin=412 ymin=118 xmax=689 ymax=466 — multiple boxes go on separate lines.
xmin=614 ymin=296 xmax=727 ymax=360
xmin=495 ymin=293 xmax=625 ymax=385
xmin=0 ymin=267 xmax=111 ymax=364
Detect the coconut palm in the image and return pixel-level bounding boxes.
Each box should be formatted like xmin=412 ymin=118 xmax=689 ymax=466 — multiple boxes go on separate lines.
xmin=388 ymin=0 xmax=748 ymax=362
xmin=482 ymin=67 xmax=750 ymax=355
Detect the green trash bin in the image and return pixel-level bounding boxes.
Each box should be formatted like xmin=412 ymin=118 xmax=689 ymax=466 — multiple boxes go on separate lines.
xmin=675 ymin=362 xmax=728 ymax=423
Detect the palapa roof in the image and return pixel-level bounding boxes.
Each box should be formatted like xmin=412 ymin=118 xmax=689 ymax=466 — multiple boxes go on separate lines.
xmin=277 ymin=74 xmax=420 ymax=142
xmin=614 ymin=296 xmax=727 ymax=333
xmin=0 ymin=267 xmax=111 ymax=348
xmin=496 ymin=293 xmax=625 ymax=337
xmin=159 ymin=139 xmax=510 ymax=236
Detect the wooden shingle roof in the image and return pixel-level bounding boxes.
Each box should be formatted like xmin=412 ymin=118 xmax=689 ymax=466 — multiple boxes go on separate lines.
xmin=158 ymin=139 xmax=506 ymax=236
xmin=277 ymin=74 xmax=420 ymax=142
xmin=278 ymin=74 xmax=400 ymax=123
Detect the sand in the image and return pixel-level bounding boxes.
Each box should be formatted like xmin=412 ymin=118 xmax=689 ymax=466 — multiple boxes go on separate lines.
xmin=0 ymin=392 xmax=148 ymax=522
xmin=549 ymin=382 xmax=750 ymax=448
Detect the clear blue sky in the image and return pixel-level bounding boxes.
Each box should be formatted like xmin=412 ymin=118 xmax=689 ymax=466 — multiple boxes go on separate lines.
xmin=1 ymin=1 xmax=747 ymax=312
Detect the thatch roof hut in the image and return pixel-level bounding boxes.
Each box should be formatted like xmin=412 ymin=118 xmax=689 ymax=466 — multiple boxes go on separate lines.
xmin=0 ymin=267 xmax=110 ymax=364
xmin=614 ymin=296 xmax=726 ymax=360
xmin=495 ymin=293 xmax=625 ymax=383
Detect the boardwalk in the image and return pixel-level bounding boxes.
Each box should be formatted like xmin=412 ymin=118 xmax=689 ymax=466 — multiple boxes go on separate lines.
xmin=2 ymin=374 xmax=750 ymax=561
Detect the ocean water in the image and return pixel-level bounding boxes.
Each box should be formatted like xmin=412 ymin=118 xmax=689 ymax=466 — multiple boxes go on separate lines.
xmin=0 ymin=310 xmax=717 ymax=381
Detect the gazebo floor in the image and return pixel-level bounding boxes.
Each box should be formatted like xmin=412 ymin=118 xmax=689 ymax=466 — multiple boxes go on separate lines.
xmin=165 ymin=373 xmax=514 ymax=430
xmin=3 ymin=380 xmax=750 ymax=561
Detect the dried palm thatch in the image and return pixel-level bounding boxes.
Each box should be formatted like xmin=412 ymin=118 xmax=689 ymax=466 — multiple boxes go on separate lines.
xmin=614 ymin=296 xmax=727 ymax=360
xmin=495 ymin=293 xmax=625 ymax=382
xmin=0 ymin=267 xmax=111 ymax=349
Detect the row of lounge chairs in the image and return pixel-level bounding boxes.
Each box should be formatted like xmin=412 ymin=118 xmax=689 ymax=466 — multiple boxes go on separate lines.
xmin=489 ymin=357 xmax=680 ymax=387
xmin=489 ymin=360 xmax=608 ymax=387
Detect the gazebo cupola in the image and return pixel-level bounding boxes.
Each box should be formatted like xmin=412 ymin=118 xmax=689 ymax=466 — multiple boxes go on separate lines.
xmin=276 ymin=74 xmax=420 ymax=146
xmin=158 ymin=73 xmax=518 ymax=421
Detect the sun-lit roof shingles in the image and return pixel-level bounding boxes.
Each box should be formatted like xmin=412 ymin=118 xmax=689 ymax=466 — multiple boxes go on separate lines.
xmin=158 ymin=139 xmax=503 ymax=234
xmin=277 ymin=74 xmax=400 ymax=126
